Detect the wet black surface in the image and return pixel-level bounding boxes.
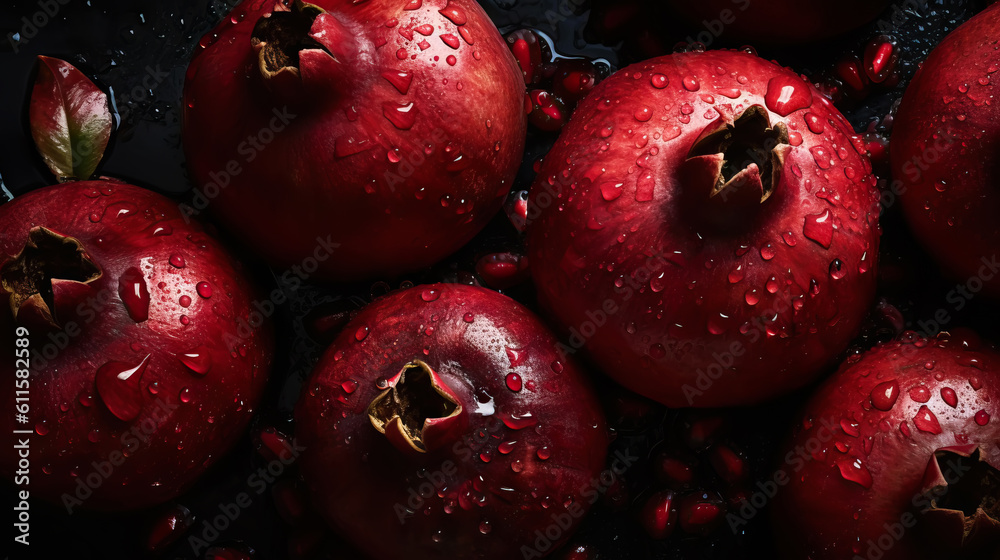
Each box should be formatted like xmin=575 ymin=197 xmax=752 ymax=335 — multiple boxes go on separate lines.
xmin=1 ymin=0 xmax=995 ymax=558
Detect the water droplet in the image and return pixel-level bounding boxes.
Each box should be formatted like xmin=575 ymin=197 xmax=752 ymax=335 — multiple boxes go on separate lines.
xmin=804 ymin=112 xmax=825 ymax=134
xmin=909 ymin=385 xmax=930 ymax=403
xmin=870 ymin=380 xmax=899 ymax=410
xmin=502 ymin=412 xmax=537 ymax=430
xmin=421 ymin=289 xmax=440 ymax=302
xmin=840 ymin=418 xmax=860 ymax=438
xmin=439 ymin=2 xmax=467 ymax=25
xmin=765 ymin=276 xmax=779 ymax=294
xmin=196 ymin=281 xmax=212 ymax=298
xmin=940 ymin=387 xmax=958 ymax=408
xmin=179 ymin=347 xmax=212 ymax=376
xmin=463 ymin=312 xmax=474 ymax=323
xmin=383 ymin=101 xmax=417 ymax=130
xmin=764 ymin=75 xmax=813 ymax=116
xmin=179 ymin=387 xmax=192 ymax=403
xmin=96 ymin=355 xmax=151 ymax=421
xmin=35 ymin=422 xmax=49 ymax=436
xmin=355 ymin=326 xmax=370 ymax=341
xmin=635 ymin=107 xmax=652 ymax=122
xmin=599 ymin=181 xmax=623 ymax=201
xmin=682 ymin=75 xmax=700 ymax=91
xmin=650 ymin=272 xmax=666 ymax=293
xmin=803 ymin=209 xmax=833 ymax=248
xmin=506 ymin=373 xmax=522 ymax=392
xmin=810 ymin=146 xmax=833 ymax=169
xmin=498 ymin=440 xmax=516 ymax=454
xmin=382 ymin=70 xmax=413 ymax=94
xmin=975 ymin=409 xmax=990 ymax=426
xmin=728 ymin=265 xmax=745 ymax=284
xmin=913 ymin=406 xmax=942 ymax=434
xmin=744 ymin=289 xmax=760 ymax=306
xmin=117 ymin=267 xmax=150 ymax=322
xmin=479 ymin=520 xmax=491 ymax=534
xmin=829 ymin=259 xmax=845 ymax=280
xmin=169 ymin=254 xmax=186 ymax=268
xmin=441 ymin=34 xmax=460 ymax=49
xmin=650 ymin=74 xmax=668 ymax=88
xmin=760 ymin=244 xmax=776 ymax=261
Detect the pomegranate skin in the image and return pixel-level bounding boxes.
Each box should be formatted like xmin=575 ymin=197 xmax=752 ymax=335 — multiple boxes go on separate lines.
xmin=772 ymin=332 xmax=1000 ymax=559
xmin=527 ymin=50 xmax=881 ymax=408
xmin=183 ymin=0 xmax=526 ymax=281
xmin=0 ymin=181 xmax=273 ymax=510
xmin=892 ymin=2 xmax=1000 ymax=299
xmin=666 ymin=0 xmax=892 ymax=45
xmin=295 ymin=284 xmax=609 ymax=560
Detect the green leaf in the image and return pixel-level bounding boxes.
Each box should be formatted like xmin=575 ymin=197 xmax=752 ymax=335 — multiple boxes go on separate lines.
xmin=29 ymin=56 xmax=112 ymax=182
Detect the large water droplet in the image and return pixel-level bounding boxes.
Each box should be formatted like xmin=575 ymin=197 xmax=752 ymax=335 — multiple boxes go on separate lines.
xmin=870 ymin=380 xmax=899 ymax=411
xmin=836 ymin=456 xmax=873 ymax=488
xmin=764 ymin=75 xmax=813 ymax=116
xmin=940 ymin=387 xmax=958 ymax=408
xmin=912 ymin=406 xmax=942 ymax=434
xmin=506 ymin=373 xmax=522 ymax=392
xmin=179 ymin=347 xmax=213 ymax=376
xmin=975 ymin=409 xmax=990 ymax=426
xmin=803 ymin=209 xmax=833 ymax=249
xmin=117 ymin=267 xmax=150 ymax=322
xmin=96 ymin=355 xmax=151 ymax=421
xmin=382 ymin=70 xmax=413 ymax=94
xmin=383 ymin=101 xmax=417 ymax=130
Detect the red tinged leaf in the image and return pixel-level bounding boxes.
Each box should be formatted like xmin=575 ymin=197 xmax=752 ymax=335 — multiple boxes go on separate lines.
xmin=29 ymin=56 xmax=111 ymax=183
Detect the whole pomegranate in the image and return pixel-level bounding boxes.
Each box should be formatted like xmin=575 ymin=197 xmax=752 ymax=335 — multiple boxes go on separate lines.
xmin=527 ymin=50 xmax=881 ymax=407
xmin=183 ymin=0 xmax=526 ymax=281
xmin=666 ymin=0 xmax=892 ymax=45
xmin=891 ymin=2 xmax=1000 ymax=299
xmin=295 ymin=283 xmax=608 ymax=559
xmin=772 ymin=331 xmax=1000 ymax=559
xmin=0 ymin=180 xmax=274 ymax=510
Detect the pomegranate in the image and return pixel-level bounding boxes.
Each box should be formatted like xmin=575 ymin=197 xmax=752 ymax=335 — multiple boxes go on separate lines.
xmin=183 ymin=0 xmax=527 ymax=281
xmin=295 ymin=283 xmax=608 ymax=559
xmin=527 ymin=50 xmax=881 ymax=407
xmin=772 ymin=331 xmax=1000 ymax=559
xmin=892 ymin=2 xmax=1000 ymax=299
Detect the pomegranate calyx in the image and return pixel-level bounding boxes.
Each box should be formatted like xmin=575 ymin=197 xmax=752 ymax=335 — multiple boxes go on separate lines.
xmin=1 ymin=226 xmax=102 ymax=328
xmin=686 ymin=104 xmax=790 ymax=205
xmin=367 ymin=360 xmax=463 ymax=454
xmin=918 ymin=446 xmax=1000 ymax=551
xmin=251 ymin=0 xmax=333 ymax=80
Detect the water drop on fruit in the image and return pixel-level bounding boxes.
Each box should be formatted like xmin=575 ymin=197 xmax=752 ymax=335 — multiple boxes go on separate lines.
xmin=118 ymin=266 xmax=150 ymax=322
xmin=96 ymin=354 xmax=151 ymax=421
xmin=870 ymin=380 xmax=899 ymax=410
xmin=179 ymin=347 xmax=213 ymax=376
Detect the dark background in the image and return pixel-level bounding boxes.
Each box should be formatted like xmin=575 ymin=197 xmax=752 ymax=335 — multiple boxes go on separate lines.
xmin=1 ymin=0 xmax=996 ymax=558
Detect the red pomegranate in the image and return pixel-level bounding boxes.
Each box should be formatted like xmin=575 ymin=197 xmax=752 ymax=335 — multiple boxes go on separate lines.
xmin=183 ymin=0 xmax=527 ymax=281
xmin=1 ymin=180 xmax=274 ymax=510
xmin=772 ymin=331 xmax=1000 ymax=559
xmin=892 ymin=2 xmax=1000 ymax=299
xmin=295 ymin=283 xmax=608 ymax=559
xmin=527 ymin=50 xmax=881 ymax=407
